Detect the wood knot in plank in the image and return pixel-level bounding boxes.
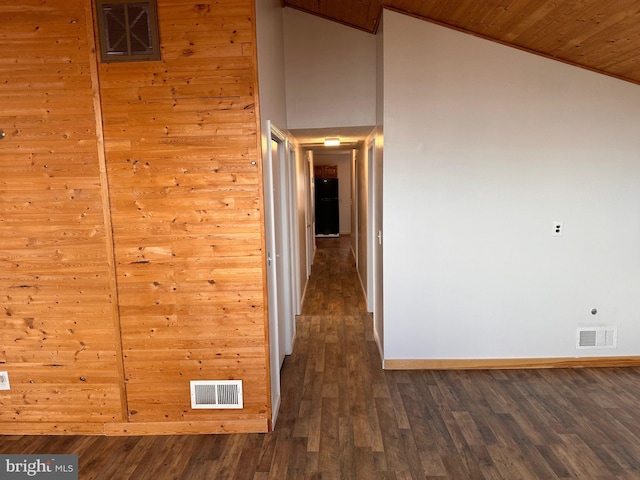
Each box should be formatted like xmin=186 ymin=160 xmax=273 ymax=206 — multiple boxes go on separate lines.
xmin=193 ymin=4 xmax=210 ymax=14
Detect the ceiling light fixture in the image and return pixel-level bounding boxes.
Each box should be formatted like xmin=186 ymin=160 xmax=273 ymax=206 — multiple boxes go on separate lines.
xmin=324 ymin=137 xmax=340 ymax=147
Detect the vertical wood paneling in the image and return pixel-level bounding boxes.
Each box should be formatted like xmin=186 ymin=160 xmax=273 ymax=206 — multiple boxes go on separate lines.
xmin=0 ymin=0 xmax=270 ymax=434
xmin=98 ymin=0 xmax=270 ymax=426
xmin=0 ymin=0 xmax=125 ymax=423
xmin=84 ymin=0 xmax=129 ymax=423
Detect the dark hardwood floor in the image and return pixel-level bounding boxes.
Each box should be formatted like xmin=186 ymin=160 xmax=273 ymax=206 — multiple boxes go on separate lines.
xmin=2 ymin=235 xmax=640 ymax=479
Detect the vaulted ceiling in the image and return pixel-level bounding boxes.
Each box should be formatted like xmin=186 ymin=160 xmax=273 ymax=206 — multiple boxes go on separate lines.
xmin=282 ymin=0 xmax=640 ymax=86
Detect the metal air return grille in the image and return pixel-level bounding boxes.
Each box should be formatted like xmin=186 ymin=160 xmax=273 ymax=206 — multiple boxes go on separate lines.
xmin=190 ymin=380 xmax=243 ymax=409
xmin=576 ymin=327 xmax=617 ymax=349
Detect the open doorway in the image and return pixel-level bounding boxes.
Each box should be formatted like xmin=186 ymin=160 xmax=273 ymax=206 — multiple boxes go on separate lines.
xmin=264 ymin=123 xmax=383 ymax=426
xmin=289 ymin=126 xmax=378 ymax=316
xmin=313 ymin=151 xmax=352 ymax=238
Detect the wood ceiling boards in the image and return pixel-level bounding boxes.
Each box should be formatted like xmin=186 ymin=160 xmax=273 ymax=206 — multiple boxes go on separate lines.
xmin=282 ymin=0 xmax=640 ymax=85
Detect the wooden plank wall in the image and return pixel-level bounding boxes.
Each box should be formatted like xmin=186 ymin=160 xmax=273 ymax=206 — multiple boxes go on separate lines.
xmin=0 ymin=0 xmax=270 ymax=435
xmin=0 ymin=0 xmax=125 ymax=432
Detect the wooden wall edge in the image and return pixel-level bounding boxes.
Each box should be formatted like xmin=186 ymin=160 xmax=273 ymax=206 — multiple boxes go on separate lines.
xmin=0 ymin=419 xmax=269 ymax=436
xmin=0 ymin=423 xmax=106 ymax=435
xmin=103 ymin=419 xmax=270 ymax=436
xmin=383 ymin=356 xmax=640 ymax=370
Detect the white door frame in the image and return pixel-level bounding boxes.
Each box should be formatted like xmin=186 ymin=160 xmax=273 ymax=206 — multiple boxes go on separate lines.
xmin=306 ymin=150 xmax=316 ymax=273
xmin=351 ymin=149 xmax=358 ymax=267
xmin=372 ymin=135 xmax=384 ymax=358
xmin=265 ymin=123 xmax=298 ymax=366
xmin=285 ymin=142 xmax=301 ymax=337
xmin=262 ymin=122 xmax=281 ymax=423
xmin=366 ymin=140 xmax=375 ymax=313
xmin=264 ymin=125 xmax=283 ymax=373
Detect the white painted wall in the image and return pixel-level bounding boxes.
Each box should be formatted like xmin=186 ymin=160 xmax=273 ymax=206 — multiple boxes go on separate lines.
xmin=314 ymin=152 xmax=352 ymax=234
xmin=255 ymin=0 xmax=288 ymax=426
xmin=283 ymin=7 xmax=376 ymax=129
xmin=256 ymin=0 xmax=287 ymax=130
xmin=383 ymin=10 xmax=640 ymax=361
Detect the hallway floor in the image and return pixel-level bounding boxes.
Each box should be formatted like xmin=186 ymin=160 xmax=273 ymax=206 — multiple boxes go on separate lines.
xmin=2 ymin=237 xmax=640 ymax=479
xmin=301 ymin=235 xmax=368 ymax=316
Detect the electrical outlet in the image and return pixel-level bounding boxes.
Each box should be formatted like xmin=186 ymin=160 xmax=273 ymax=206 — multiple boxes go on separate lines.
xmin=0 ymin=371 xmax=10 ymax=391
xmin=552 ymin=221 xmax=564 ymax=237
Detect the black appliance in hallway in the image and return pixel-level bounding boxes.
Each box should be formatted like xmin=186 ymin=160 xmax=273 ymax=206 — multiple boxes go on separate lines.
xmin=315 ymin=177 xmax=339 ymax=237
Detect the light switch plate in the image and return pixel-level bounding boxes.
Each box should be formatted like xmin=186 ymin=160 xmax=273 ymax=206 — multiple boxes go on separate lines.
xmin=0 ymin=371 xmax=10 ymax=390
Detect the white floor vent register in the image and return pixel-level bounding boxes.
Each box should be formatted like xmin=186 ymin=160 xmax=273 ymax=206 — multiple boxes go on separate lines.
xmin=576 ymin=327 xmax=617 ymax=349
xmin=190 ymin=380 xmax=243 ymax=409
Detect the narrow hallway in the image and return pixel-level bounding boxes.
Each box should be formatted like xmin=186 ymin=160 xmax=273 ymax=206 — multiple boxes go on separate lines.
xmin=300 ymin=236 xmax=369 ymax=316
xmin=275 ymin=235 xmax=387 ymax=478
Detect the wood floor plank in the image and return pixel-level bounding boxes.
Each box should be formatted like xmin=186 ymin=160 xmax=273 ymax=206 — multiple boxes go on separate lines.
xmin=318 ymin=397 xmax=340 ymax=472
xmin=283 ymin=436 xmax=307 ymax=480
